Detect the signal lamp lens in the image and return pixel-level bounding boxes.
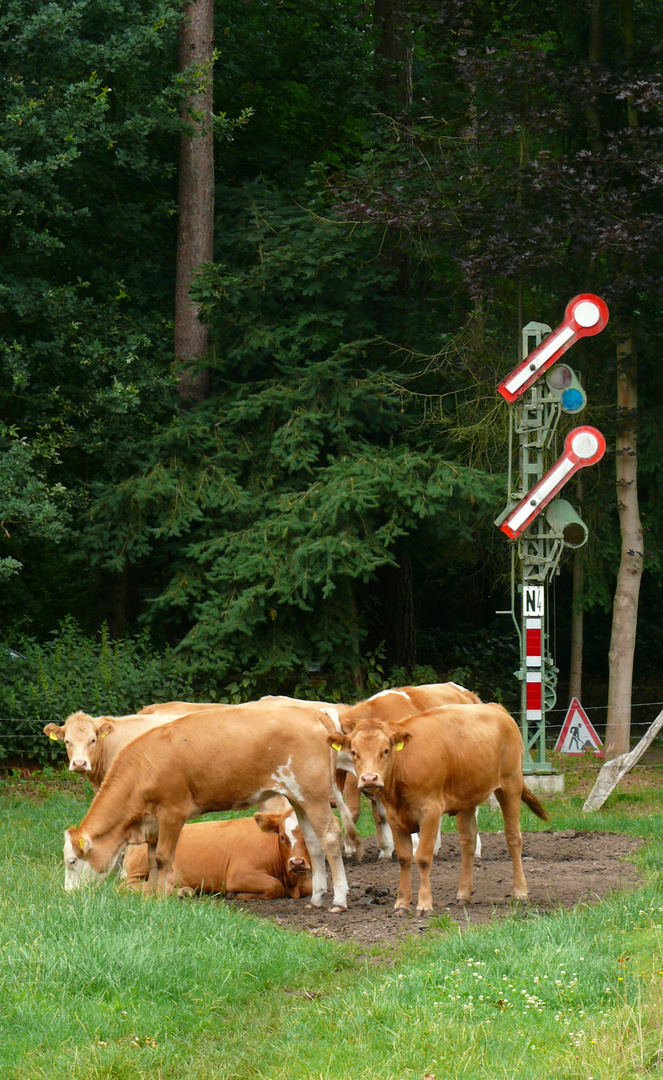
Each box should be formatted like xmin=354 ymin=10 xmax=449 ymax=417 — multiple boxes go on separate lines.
xmin=561 ymin=387 xmax=585 ymax=412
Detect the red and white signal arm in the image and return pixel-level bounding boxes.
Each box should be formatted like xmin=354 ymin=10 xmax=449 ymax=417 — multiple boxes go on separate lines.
xmin=500 ymin=427 xmax=606 ymax=540
xmin=497 ymin=294 xmax=609 ymax=403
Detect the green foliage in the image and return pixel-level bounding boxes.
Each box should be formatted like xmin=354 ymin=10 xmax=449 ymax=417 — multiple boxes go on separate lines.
xmin=0 ymin=618 xmax=198 ymax=764
xmin=0 ymin=422 xmax=70 ymax=582
xmin=88 ymin=187 xmax=503 ymax=690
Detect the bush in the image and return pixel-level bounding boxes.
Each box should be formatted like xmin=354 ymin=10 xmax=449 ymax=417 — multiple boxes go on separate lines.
xmin=0 ymin=618 xmax=200 ymax=765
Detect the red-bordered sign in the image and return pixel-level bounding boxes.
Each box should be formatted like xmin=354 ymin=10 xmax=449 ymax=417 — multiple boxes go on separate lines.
xmin=555 ymin=697 xmax=603 ymax=756
xmin=500 ymin=427 xmax=606 ymax=540
xmin=497 ymin=294 xmax=609 ymax=403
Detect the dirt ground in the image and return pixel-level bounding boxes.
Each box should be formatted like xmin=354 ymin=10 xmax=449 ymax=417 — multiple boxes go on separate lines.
xmin=225 ymin=829 xmax=644 ymax=946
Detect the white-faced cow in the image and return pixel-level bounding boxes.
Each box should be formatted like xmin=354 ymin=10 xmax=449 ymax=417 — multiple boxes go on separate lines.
xmin=326 ymin=682 xmax=482 ymax=860
xmin=328 ymin=702 xmax=548 ymax=915
xmin=44 ymin=710 xmax=188 ymax=792
xmin=63 ymin=702 xmax=349 ymax=911
xmin=120 ymin=810 xmax=312 ymax=900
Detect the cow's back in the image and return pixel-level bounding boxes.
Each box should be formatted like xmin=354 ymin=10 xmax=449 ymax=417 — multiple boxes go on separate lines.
xmin=392 ymin=703 xmax=523 ymax=805
xmin=103 ymin=703 xmax=333 ymax=813
xmin=343 ymin=682 xmax=480 ymax=726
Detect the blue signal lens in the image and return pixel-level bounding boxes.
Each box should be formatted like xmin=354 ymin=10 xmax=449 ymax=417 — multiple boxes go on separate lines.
xmin=561 ymin=387 xmax=585 ymax=412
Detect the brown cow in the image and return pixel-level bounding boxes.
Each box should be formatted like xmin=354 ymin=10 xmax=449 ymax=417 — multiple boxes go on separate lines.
xmin=327 ymin=702 xmax=548 ymax=915
xmin=326 ymin=682 xmax=482 ymax=859
xmin=44 ymin=710 xmax=188 ymax=792
xmin=63 ymin=702 xmax=349 ymax=911
xmin=120 ymin=811 xmax=312 ymax=900
xmin=140 ymin=696 xmax=363 ymax=859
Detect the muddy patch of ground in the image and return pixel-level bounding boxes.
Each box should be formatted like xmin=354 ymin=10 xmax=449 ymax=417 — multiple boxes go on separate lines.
xmin=225 ymin=831 xmax=644 ymax=946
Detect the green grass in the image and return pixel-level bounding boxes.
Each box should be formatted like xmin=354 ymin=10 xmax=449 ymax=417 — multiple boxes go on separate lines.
xmin=1 ymin=761 xmax=663 ymax=1079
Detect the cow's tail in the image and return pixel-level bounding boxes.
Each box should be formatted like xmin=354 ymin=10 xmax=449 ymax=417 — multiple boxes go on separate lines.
xmin=521 ymin=784 xmax=550 ymax=821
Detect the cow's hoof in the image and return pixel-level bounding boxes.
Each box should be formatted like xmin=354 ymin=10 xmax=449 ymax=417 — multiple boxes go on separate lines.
xmin=456 ymin=896 xmax=470 ymax=906
xmin=416 ymin=908 xmax=432 ymax=918
xmin=393 ymin=906 xmax=410 ymax=917
xmin=328 ymin=904 xmax=347 ymax=914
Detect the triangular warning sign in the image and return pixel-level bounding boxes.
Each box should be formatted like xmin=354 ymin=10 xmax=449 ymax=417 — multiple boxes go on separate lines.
xmin=555 ymin=697 xmax=603 ymax=756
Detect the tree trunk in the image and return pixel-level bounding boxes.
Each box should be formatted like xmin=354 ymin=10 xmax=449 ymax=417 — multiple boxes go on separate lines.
xmin=174 ymin=0 xmax=214 ymax=404
xmin=373 ymin=0 xmax=412 ymax=117
xmin=379 ymin=553 xmax=417 ymax=674
xmin=604 ymin=322 xmax=643 ymax=759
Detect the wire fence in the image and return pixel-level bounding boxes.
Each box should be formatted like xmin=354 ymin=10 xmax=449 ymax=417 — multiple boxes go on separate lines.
xmin=3 ymin=698 xmax=663 ymax=743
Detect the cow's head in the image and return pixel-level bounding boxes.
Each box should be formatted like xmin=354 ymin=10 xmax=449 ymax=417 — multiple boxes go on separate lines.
xmin=254 ymin=810 xmax=311 ymax=878
xmin=44 ymin=712 xmax=113 ymax=774
xmin=327 ymin=722 xmax=411 ymax=793
xmin=63 ymin=827 xmax=122 ymax=891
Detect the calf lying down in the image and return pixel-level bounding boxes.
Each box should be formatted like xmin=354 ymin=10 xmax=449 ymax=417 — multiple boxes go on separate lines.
xmin=120 ymin=811 xmax=312 ymax=900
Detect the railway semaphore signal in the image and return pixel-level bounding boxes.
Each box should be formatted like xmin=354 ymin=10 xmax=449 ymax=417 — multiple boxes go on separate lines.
xmin=496 ymin=295 xmax=608 ymax=773
xmin=497 ymin=294 xmax=609 ymax=403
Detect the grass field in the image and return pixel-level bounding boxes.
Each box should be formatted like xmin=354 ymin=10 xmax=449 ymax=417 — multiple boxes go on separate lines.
xmin=1 ymin=753 xmax=662 ymax=1080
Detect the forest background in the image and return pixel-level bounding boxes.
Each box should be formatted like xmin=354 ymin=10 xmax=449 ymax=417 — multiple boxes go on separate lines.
xmin=2 ymin=0 xmax=662 ymax=764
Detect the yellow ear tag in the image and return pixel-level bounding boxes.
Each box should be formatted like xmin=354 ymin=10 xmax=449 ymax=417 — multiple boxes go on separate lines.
xmin=100 ymin=732 xmax=107 ymax=738
xmin=331 ymin=741 xmax=343 ymax=752
xmin=395 ymin=741 xmax=405 ymax=751
xmin=49 ymin=733 xmax=58 ymax=741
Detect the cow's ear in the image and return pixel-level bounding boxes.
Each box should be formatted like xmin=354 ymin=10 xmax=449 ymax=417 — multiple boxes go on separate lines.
xmin=68 ymin=829 xmax=93 ymax=855
xmin=326 ymin=730 xmax=350 ymax=752
xmin=44 ymin=723 xmax=65 ymax=741
xmin=254 ymin=812 xmax=281 ymax=834
xmin=390 ymin=730 xmax=412 ymax=751
xmin=96 ymin=721 xmax=114 ymax=739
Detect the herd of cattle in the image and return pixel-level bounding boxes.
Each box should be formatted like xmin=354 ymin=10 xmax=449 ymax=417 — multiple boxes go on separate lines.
xmin=45 ymin=683 xmax=549 ymax=916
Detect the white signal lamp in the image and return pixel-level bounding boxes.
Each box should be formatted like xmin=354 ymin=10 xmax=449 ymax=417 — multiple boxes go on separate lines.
xmin=545 ymin=499 xmax=589 ymax=549
xmin=546 ymin=364 xmax=586 ymax=414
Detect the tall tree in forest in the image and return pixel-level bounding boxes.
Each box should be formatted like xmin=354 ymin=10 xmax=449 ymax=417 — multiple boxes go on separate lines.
xmin=174 ymin=0 xmax=215 ymax=403
xmin=604 ymin=0 xmax=645 ymax=758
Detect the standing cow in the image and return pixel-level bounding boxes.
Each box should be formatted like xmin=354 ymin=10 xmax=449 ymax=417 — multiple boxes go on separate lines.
xmin=325 ymin=682 xmax=482 ymax=859
xmin=63 ymin=703 xmax=349 ymax=912
xmin=328 ymin=702 xmax=548 ymax=915
xmin=120 ymin=810 xmax=312 ymax=900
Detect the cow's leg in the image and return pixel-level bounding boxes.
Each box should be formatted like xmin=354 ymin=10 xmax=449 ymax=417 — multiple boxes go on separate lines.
xmin=392 ymin=827 xmax=414 ymax=914
xmin=371 ymin=797 xmax=395 ymax=860
xmin=295 ymin=803 xmax=348 ymax=913
xmin=331 ymin=779 xmax=364 ymax=861
xmin=413 ymin=809 xmax=441 ymax=915
xmin=343 ymin=773 xmax=362 ymax=820
xmin=474 ymin=806 xmax=482 ymax=860
xmin=456 ymin=807 xmax=479 ymax=902
xmin=291 ymin=812 xmax=326 ymax=907
xmin=227 ymin=871 xmax=287 ymax=901
xmin=152 ymin=812 xmax=188 ymax=896
xmin=412 ymin=822 xmax=441 ymax=857
xmin=493 ymin=786 xmax=528 ymax=899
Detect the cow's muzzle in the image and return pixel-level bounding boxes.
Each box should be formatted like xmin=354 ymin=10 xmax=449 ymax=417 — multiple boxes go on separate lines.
xmin=288 ymin=858 xmax=310 ymax=875
xmin=70 ymin=760 xmax=91 ymax=772
xmin=358 ymin=773 xmax=384 ymax=792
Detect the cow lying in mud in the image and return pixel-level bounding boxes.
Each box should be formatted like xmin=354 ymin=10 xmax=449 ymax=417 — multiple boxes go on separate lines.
xmin=119 ymin=810 xmax=312 ymax=901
